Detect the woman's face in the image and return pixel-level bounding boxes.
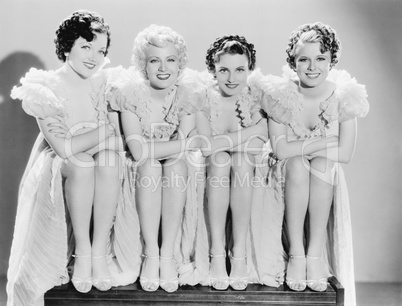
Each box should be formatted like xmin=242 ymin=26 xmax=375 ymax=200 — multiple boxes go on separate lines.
xmin=145 ymin=42 xmax=180 ymax=90
xmin=66 ymin=33 xmax=107 ymax=79
xmin=214 ymin=53 xmax=249 ymax=97
xmin=294 ymin=42 xmax=331 ymax=88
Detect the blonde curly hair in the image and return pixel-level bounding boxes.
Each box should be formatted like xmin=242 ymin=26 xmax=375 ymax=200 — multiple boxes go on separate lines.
xmin=131 ymin=24 xmax=188 ymax=77
xmin=286 ymin=22 xmax=341 ymax=70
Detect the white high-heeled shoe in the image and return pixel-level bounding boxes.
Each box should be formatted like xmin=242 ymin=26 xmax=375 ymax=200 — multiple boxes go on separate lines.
xmin=306 ymin=256 xmax=328 ymax=292
xmin=71 ymin=254 xmax=92 ymax=293
xmin=228 ymin=253 xmax=248 ymax=291
xmin=209 ymin=253 xmax=229 ymax=291
xmin=92 ymin=255 xmax=112 ymax=291
xmin=139 ymin=254 xmax=160 ymax=292
xmin=286 ymin=255 xmax=307 ymax=292
xmin=159 ymin=256 xmax=179 ymax=293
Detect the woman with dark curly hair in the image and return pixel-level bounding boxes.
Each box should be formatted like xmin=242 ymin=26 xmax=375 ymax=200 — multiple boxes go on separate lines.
xmin=191 ymin=35 xmax=278 ymax=291
xmin=7 ymin=10 xmax=136 ymax=304
xmin=263 ymin=22 xmax=369 ymax=305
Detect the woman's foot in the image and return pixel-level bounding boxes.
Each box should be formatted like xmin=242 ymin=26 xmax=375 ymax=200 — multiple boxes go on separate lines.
xmin=229 ymin=253 xmax=248 ymax=290
xmin=92 ymin=255 xmax=112 ymax=291
xmin=306 ymin=256 xmax=328 ymax=292
xmin=140 ymin=254 xmax=160 ymax=292
xmin=209 ymin=253 xmax=229 ymax=290
xmin=286 ymin=255 xmax=306 ymax=291
xmin=71 ymin=254 xmax=92 ymax=293
xmin=159 ymin=256 xmax=179 ymax=293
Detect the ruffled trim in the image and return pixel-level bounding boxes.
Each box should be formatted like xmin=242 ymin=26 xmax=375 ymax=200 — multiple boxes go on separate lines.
xmin=10 ymin=68 xmax=65 ymax=119
xmin=178 ymin=68 xmax=210 ymax=93
xmin=324 ymin=69 xmax=369 ymax=123
xmin=107 ymin=67 xmax=200 ymax=140
xmin=237 ymin=86 xmax=257 ymax=128
xmin=104 ymin=65 xmax=127 ymax=85
xmin=260 ymin=69 xmax=301 ymax=126
xmin=198 ymin=70 xmax=262 ymax=135
xmin=106 ymin=67 xmax=143 ymax=114
xmin=265 ymin=65 xmax=369 ymax=139
xmin=207 ymin=86 xmax=222 ymax=135
xmin=175 ymin=68 xmax=210 ymax=118
xmin=247 ymin=68 xmax=283 ymax=94
xmin=89 ymin=76 xmax=109 ymax=124
xmin=185 ymin=70 xmax=214 ymax=121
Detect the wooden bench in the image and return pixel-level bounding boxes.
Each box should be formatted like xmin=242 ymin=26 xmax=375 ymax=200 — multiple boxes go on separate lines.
xmin=44 ymin=276 xmax=344 ymax=305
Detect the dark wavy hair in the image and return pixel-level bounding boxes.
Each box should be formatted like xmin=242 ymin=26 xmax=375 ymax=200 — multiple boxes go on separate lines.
xmin=286 ymin=22 xmax=341 ymax=70
xmin=54 ymin=10 xmax=111 ymax=62
xmin=205 ymin=35 xmax=256 ymax=73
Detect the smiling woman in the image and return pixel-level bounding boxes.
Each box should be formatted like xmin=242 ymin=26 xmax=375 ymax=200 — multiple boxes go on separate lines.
xmin=189 ymin=34 xmax=286 ymax=291
xmin=264 ymin=22 xmax=369 ymax=306
xmin=294 ymin=43 xmax=332 ymax=89
xmin=145 ymin=43 xmax=180 ymax=90
xmin=106 ymin=24 xmax=203 ymax=293
xmin=66 ymin=36 xmax=108 ymax=78
xmin=6 ymin=10 xmax=137 ymax=305
xmin=214 ymin=53 xmax=250 ymax=97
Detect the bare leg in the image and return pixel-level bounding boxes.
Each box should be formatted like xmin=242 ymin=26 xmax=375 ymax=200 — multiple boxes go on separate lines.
xmin=137 ymin=159 xmax=162 ymax=291
xmin=229 ymin=152 xmax=254 ymax=289
xmin=207 ymin=152 xmax=231 ymax=290
xmin=160 ymin=158 xmax=188 ymax=292
xmin=284 ymin=156 xmax=310 ymax=291
xmin=91 ymin=150 xmax=120 ymax=290
xmin=306 ymin=157 xmax=334 ymax=291
xmin=61 ymin=152 xmax=95 ymax=293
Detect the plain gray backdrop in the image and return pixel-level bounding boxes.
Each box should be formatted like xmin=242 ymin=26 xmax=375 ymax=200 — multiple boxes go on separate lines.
xmin=0 ymin=0 xmax=401 ymax=284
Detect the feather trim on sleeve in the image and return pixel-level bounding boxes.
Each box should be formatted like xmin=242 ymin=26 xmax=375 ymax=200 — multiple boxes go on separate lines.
xmin=255 ymin=66 xmax=299 ymax=125
xmin=106 ymin=67 xmax=145 ymax=113
xmin=10 ymin=68 xmax=65 ymax=119
xmin=324 ymin=69 xmax=369 ymax=123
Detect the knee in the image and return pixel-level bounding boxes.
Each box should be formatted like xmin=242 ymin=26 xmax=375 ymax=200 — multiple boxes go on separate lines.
xmin=163 ymin=158 xmax=188 ymax=175
xmin=309 ymin=158 xmax=335 ymax=186
xmin=207 ymin=152 xmax=231 ymax=177
xmin=310 ymin=157 xmax=334 ymax=175
xmin=286 ymin=156 xmax=309 ymax=184
xmin=137 ymin=158 xmax=162 ymax=176
xmin=95 ymin=150 xmax=119 ymax=176
xmin=162 ymin=159 xmax=189 ymax=190
xmin=95 ymin=150 xmax=119 ymax=166
xmin=231 ymin=152 xmax=255 ymax=174
xmin=208 ymin=151 xmax=231 ymax=168
xmin=63 ymin=153 xmax=94 ymax=178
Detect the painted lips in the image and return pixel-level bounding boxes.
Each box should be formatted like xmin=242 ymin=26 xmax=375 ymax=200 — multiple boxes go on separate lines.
xmin=157 ymin=74 xmax=170 ymax=80
xmin=305 ymin=73 xmax=320 ymax=79
xmin=83 ymin=62 xmax=96 ymax=69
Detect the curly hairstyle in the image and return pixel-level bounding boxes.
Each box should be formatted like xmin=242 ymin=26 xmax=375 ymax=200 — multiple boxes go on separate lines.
xmin=205 ymin=35 xmax=256 ymax=73
xmin=131 ymin=24 xmax=188 ymax=77
xmin=286 ymin=22 xmax=341 ymax=70
xmin=54 ymin=10 xmax=111 ymax=62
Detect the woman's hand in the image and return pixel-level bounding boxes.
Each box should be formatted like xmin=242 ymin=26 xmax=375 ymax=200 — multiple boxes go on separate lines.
xmin=47 ymin=116 xmax=68 ymax=138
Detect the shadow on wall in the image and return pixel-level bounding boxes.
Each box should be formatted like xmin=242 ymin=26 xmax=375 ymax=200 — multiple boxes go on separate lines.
xmin=0 ymin=52 xmax=46 ymax=277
